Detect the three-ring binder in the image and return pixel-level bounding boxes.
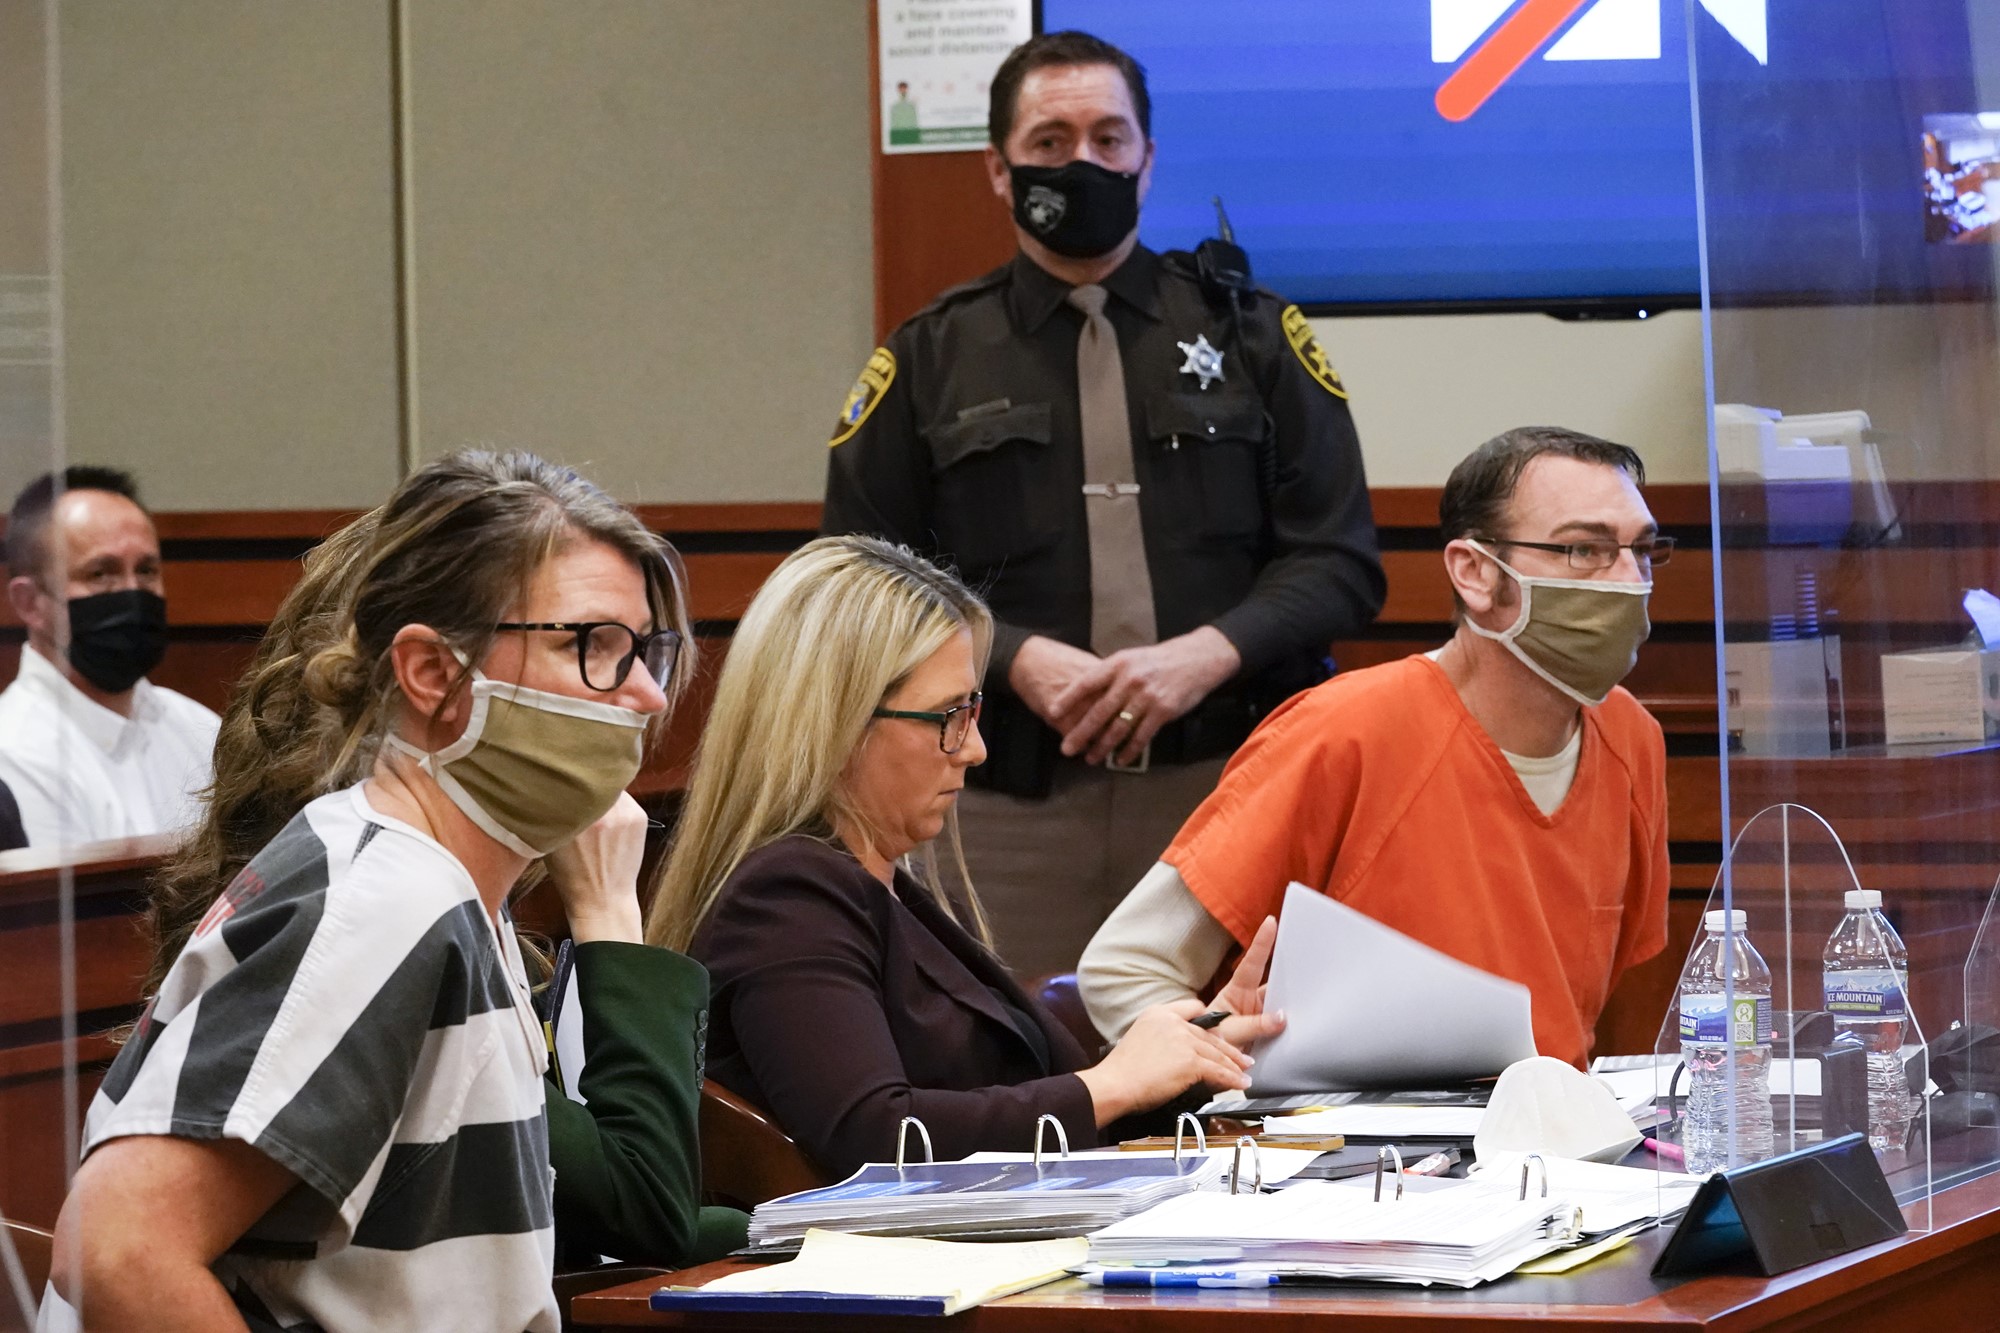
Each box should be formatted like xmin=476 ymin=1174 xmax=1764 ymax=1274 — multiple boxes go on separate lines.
xmin=1172 ymin=1111 xmax=1206 ymax=1162
xmin=894 ymin=1116 xmax=933 ymax=1171
xmin=1229 ymin=1137 xmax=1263 ymax=1195
xmin=1031 ymin=1113 xmax=1070 ymax=1166
xmin=1519 ymin=1153 xmax=1547 ymax=1201
xmin=1373 ymin=1145 xmax=1405 ymax=1202
xmin=893 ymin=1113 xmax=1081 ymax=1171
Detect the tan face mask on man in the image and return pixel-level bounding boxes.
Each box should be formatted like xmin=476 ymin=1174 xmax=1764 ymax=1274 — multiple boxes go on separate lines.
xmin=388 ymin=667 xmax=649 ymax=857
xmin=1461 ymin=540 xmax=1652 ymax=707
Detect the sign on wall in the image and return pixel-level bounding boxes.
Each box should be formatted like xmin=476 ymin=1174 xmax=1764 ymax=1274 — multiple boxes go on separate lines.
xmin=878 ymin=0 xmax=1032 ymax=154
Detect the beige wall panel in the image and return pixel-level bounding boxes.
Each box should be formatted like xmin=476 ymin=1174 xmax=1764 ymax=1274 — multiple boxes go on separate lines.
xmin=57 ymin=0 xmax=401 ymax=510
xmin=0 ymin=0 xmax=55 ymax=505
xmin=0 ymin=0 xmax=49 ymax=274
xmin=406 ymin=0 xmax=872 ymax=503
xmin=1316 ymin=308 xmax=1711 ymax=489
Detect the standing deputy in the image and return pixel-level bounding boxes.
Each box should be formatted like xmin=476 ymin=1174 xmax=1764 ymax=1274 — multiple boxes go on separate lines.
xmin=822 ymin=30 xmax=1385 ymax=980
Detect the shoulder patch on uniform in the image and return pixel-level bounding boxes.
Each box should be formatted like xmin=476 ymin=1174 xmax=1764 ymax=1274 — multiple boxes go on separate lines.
xmin=1280 ymin=305 xmax=1348 ymax=400
xmin=830 ymin=347 xmax=896 ymax=447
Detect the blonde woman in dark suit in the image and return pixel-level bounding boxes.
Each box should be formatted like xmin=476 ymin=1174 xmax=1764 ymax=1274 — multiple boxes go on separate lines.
xmin=647 ymin=535 xmax=1282 ymax=1179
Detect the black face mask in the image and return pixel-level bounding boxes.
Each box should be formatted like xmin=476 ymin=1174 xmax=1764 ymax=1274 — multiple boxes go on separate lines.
xmin=1007 ymin=159 xmax=1141 ymax=259
xmin=66 ymin=588 xmax=168 ymax=694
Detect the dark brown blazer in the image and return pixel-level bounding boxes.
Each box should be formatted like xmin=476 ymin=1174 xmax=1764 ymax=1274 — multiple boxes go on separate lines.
xmin=691 ymin=834 xmax=1098 ymax=1179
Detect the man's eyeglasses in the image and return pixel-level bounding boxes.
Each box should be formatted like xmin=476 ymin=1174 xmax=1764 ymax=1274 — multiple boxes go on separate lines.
xmin=1480 ymin=536 xmax=1676 ymax=573
xmin=873 ymin=692 xmax=984 ymax=754
xmin=494 ymin=622 xmax=682 ymax=692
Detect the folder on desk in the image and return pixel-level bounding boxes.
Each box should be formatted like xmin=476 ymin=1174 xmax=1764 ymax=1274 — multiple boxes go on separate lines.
xmin=653 ymin=1230 xmax=1085 ymax=1316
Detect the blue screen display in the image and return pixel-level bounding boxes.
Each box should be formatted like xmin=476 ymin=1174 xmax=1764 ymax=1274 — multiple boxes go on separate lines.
xmin=1038 ymin=1 xmax=1984 ymax=309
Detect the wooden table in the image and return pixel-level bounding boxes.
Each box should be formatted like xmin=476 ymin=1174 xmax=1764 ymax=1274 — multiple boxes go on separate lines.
xmin=571 ymin=1164 xmax=2000 ymax=1331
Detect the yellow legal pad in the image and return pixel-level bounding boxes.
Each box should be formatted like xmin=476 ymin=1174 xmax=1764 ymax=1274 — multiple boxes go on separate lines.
xmin=661 ymin=1229 xmax=1088 ymax=1317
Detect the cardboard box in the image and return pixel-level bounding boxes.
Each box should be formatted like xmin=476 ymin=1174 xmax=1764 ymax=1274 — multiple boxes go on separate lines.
xmin=1880 ymin=646 xmax=2000 ymax=745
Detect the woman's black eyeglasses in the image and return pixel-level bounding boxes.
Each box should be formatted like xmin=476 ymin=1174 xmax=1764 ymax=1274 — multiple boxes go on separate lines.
xmin=873 ymin=692 xmax=984 ymax=754
xmin=494 ymin=622 xmax=682 ymax=692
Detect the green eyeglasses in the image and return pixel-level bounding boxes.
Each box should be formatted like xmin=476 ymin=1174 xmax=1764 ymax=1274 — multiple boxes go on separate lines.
xmin=872 ymin=691 xmax=984 ymax=754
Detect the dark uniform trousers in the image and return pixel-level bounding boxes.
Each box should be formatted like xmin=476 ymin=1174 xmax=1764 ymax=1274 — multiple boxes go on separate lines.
xmin=824 ymin=245 xmax=1386 ymax=980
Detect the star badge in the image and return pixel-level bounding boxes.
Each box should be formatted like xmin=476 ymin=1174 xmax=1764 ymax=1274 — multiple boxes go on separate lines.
xmin=1176 ymin=333 xmax=1225 ymax=390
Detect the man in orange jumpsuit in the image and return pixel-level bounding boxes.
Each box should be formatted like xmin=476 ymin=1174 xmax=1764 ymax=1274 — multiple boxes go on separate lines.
xmin=1078 ymin=426 xmax=1672 ymax=1069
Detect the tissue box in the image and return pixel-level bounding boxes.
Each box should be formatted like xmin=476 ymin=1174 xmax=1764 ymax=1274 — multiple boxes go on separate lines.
xmin=1880 ymin=647 xmax=2000 ymax=744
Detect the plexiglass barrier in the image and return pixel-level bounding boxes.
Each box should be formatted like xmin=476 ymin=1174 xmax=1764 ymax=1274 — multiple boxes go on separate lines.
xmin=1683 ymin=0 xmax=2000 ymax=1224
xmin=3 ymin=0 xmax=73 ymax=1324
xmin=1647 ymin=805 xmax=1975 ymax=1229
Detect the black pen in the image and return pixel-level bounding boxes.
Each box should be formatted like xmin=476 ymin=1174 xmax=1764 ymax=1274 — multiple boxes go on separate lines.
xmin=1191 ymin=1010 xmax=1230 ymax=1030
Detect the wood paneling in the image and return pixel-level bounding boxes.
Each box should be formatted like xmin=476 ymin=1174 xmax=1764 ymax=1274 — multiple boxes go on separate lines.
xmin=0 ymin=837 xmax=169 ymax=1229
xmin=0 ymin=1072 xmax=103 ymax=1233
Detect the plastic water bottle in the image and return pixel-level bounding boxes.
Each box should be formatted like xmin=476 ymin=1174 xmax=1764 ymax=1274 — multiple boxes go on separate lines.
xmin=1822 ymin=889 xmax=1915 ymax=1151
xmin=1679 ymin=909 xmax=1774 ymax=1176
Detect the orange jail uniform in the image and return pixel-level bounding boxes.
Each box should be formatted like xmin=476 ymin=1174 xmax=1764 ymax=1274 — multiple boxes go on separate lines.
xmin=1166 ymin=655 xmax=1670 ymax=1068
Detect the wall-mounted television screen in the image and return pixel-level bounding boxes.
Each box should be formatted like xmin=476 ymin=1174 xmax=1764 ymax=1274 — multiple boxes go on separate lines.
xmin=1038 ymin=0 xmax=1987 ymax=312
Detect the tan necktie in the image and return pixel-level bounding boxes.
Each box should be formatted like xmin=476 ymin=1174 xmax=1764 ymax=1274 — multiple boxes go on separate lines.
xmin=1067 ymin=284 xmax=1158 ymax=655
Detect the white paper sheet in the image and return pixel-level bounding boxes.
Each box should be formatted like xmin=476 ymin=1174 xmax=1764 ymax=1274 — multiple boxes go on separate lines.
xmin=1251 ymin=884 xmax=1538 ymax=1092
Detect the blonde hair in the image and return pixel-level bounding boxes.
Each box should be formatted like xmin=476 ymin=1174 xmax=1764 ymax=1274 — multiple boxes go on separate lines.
xmin=144 ymin=449 xmax=692 ymax=997
xmin=646 ymin=535 xmax=992 ymax=952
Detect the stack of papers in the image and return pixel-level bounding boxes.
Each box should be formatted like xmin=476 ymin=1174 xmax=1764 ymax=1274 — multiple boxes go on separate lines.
xmin=654 ymin=1230 xmax=1085 ymax=1317
xmin=746 ymin=1154 xmax=1227 ymax=1249
xmin=1087 ymin=1178 xmax=1579 ymax=1288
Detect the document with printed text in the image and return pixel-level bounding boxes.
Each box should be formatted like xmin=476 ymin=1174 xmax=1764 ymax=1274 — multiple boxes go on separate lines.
xmin=1251 ymin=883 xmax=1537 ymax=1092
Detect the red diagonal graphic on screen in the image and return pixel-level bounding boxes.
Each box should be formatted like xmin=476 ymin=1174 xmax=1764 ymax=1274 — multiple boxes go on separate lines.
xmin=1435 ymin=0 xmax=1595 ymax=122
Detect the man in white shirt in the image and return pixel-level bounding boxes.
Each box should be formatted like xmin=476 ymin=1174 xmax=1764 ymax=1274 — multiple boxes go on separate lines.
xmin=0 ymin=467 xmax=219 ymax=849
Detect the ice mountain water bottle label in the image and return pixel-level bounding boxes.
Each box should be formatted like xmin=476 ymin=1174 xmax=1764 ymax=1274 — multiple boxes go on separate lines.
xmin=1823 ymin=969 xmax=1908 ymax=1018
xmin=1680 ymin=994 xmax=1773 ymax=1046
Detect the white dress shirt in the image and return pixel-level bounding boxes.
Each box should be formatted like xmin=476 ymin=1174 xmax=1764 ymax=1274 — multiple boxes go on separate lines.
xmin=0 ymin=643 xmax=220 ymax=850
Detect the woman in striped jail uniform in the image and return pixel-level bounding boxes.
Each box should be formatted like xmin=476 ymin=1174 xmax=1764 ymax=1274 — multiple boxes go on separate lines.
xmin=44 ymin=451 xmax=731 ymax=1333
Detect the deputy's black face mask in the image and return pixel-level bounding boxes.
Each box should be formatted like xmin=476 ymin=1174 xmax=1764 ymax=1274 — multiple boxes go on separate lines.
xmin=66 ymin=588 xmax=168 ymax=694
xmin=1007 ymin=159 xmax=1141 ymax=259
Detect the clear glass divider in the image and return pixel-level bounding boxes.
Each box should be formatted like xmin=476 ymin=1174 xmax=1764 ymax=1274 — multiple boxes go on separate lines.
xmin=1653 ymin=804 xmax=1938 ymax=1226
xmin=1687 ymin=0 xmax=2000 ymax=1233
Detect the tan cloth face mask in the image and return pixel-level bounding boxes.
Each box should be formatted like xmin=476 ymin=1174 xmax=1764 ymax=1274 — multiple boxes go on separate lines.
xmin=388 ymin=667 xmax=649 ymax=857
xmin=1461 ymin=540 xmax=1652 ymax=707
